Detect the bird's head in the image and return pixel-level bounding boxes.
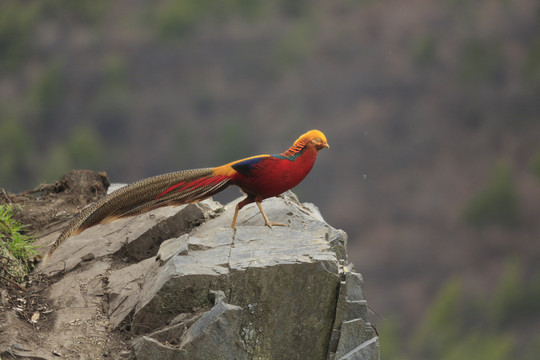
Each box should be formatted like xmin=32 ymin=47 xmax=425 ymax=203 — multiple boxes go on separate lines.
xmin=296 ymin=130 xmax=330 ymax=151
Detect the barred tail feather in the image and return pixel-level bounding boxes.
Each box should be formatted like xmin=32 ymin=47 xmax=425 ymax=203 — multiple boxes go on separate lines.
xmin=45 ymin=168 xmax=230 ymax=261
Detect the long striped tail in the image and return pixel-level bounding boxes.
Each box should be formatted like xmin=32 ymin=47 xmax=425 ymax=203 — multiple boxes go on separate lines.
xmin=45 ymin=168 xmax=231 ymax=261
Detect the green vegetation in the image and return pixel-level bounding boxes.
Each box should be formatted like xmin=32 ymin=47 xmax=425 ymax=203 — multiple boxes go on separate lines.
xmin=488 ymin=259 xmax=540 ymax=327
xmin=532 ymin=150 xmax=540 ymax=180
xmin=272 ymin=17 xmax=317 ymax=74
xmin=41 ymin=145 xmax=71 ymax=184
xmin=0 ymin=1 xmax=40 ymax=71
xmin=215 ymin=119 xmax=252 ymax=164
xmin=41 ymin=125 xmax=104 ymax=183
xmin=523 ymin=335 xmax=540 ymax=360
xmin=0 ymin=205 xmax=37 ymax=283
xmin=278 ymin=0 xmax=310 ymax=17
xmin=152 ymin=0 xmax=265 ymax=39
xmin=40 ymin=0 xmax=109 ymax=24
xmin=523 ymin=36 xmax=540 ymax=84
xmin=93 ymin=55 xmax=131 ymax=127
xmin=154 ymin=0 xmax=217 ymax=38
xmin=462 ymin=161 xmax=518 ymax=227
xmin=26 ymin=60 xmax=65 ymax=125
xmin=412 ymin=278 xmax=464 ymax=357
xmin=0 ymin=0 xmax=108 ymax=72
xmin=410 ymin=34 xmax=437 ymax=66
xmin=0 ymin=118 xmax=34 ymax=189
xmin=460 ymin=38 xmax=502 ymax=83
xmin=379 ymin=258 xmax=540 ymax=360
xmin=439 ymin=331 xmax=513 ymax=360
xmin=378 ymin=318 xmax=400 ymax=360
xmin=152 ymin=0 xmax=312 ymax=40
xmin=67 ymin=126 xmax=104 ymax=170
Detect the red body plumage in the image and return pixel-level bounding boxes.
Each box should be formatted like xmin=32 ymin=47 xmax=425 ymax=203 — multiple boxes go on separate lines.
xmin=157 ymin=129 xmax=329 ymax=227
xmin=230 ymin=148 xmax=318 ymax=200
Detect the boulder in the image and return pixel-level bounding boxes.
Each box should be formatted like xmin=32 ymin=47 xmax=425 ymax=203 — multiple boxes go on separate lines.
xmin=133 ymin=291 xmax=246 ymax=360
xmin=28 ymin=190 xmax=379 ymax=359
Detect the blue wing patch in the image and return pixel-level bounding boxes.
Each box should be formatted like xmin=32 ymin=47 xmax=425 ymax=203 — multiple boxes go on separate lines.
xmin=231 ymin=156 xmax=266 ymax=176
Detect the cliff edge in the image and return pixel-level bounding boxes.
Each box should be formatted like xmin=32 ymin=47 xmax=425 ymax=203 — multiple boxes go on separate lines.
xmin=1 ymin=170 xmax=379 ymax=360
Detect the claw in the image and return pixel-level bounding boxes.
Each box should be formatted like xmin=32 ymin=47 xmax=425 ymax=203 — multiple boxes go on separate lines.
xmin=257 ymin=202 xmax=287 ymax=228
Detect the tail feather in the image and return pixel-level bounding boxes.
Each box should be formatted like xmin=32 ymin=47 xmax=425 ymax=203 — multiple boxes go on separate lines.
xmin=45 ymin=168 xmax=230 ymax=260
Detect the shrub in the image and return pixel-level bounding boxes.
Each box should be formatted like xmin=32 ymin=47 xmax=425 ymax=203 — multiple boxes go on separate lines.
xmin=462 ymin=161 xmax=518 ymax=227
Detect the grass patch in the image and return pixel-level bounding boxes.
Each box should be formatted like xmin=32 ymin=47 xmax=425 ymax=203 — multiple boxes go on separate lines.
xmin=0 ymin=204 xmax=38 ymax=284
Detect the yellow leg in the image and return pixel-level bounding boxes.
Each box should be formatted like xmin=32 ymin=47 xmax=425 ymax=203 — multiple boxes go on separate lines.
xmin=230 ymin=198 xmax=286 ymax=228
xmin=256 ymin=201 xmax=285 ymax=228
xmin=231 ymin=204 xmax=240 ymax=229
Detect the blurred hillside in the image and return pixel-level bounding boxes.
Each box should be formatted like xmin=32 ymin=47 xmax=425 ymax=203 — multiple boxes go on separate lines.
xmin=1 ymin=0 xmax=540 ymax=358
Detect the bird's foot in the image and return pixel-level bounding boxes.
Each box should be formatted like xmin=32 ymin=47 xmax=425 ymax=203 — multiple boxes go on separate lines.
xmin=265 ymin=222 xmax=286 ymax=228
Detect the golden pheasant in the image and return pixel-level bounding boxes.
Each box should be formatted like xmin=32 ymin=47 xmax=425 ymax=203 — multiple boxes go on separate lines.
xmin=45 ymin=129 xmax=329 ymax=260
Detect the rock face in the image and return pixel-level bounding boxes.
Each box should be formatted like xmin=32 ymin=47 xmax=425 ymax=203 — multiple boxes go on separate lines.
xmin=29 ymin=191 xmax=379 ymax=359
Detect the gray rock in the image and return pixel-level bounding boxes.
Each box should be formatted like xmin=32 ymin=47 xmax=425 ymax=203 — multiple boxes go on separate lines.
xmin=155 ymin=234 xmax=189 ymax=265
xmin=113 ymin=193 xmax=342 ymax=359
xmin=338 ymin=337 xmax=380 ymax=360
xmin=335 ymin=318 xmax=377 ymax=358
xmin=133 ymin=292 xmax=246 ymax=360
xmin=34 ymin=191 xmax=378 ymax=360
xmin=344 ymin=300 xmax=368 ymax=322
xmin=345 ymin=271 xmax=367 ymax=301
xmin=107 ymin=257 xmax=158 ymax=327
xmin=37 ymin=199 xmax=222 ymax=274
xmin=328 ymin=267 xmax=378 ymax=360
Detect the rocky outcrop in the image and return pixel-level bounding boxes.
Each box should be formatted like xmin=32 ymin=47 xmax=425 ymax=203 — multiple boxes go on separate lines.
xmin=22 ymin=190 xmax=379 ymax=359
xmin=1 ymin=169 xmax=110 ymax=236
